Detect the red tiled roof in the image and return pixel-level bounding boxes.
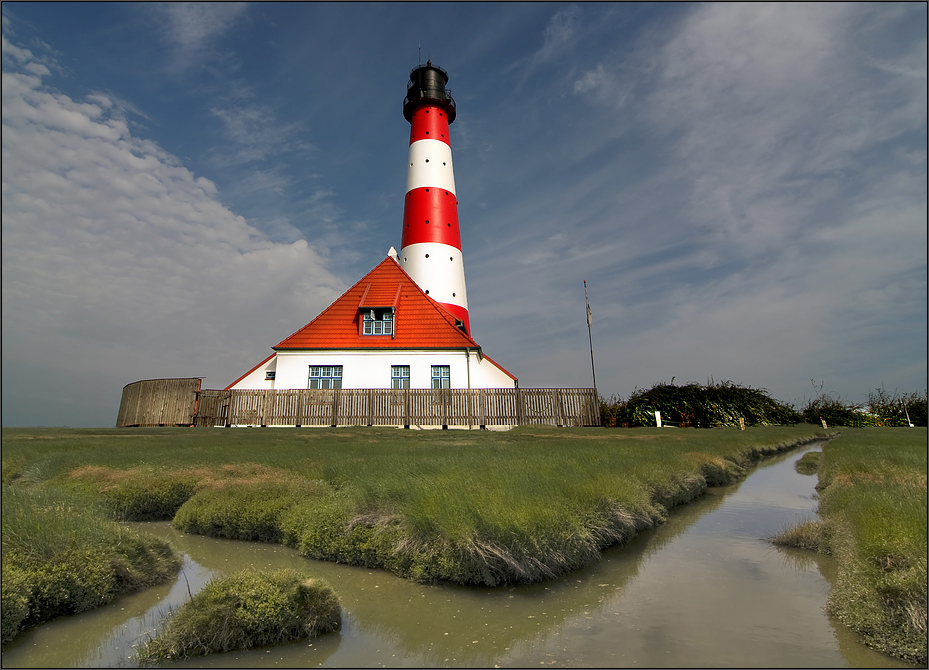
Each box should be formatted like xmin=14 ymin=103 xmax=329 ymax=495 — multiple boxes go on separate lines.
xmin=274 ymin=257 xmax=480 ymax=350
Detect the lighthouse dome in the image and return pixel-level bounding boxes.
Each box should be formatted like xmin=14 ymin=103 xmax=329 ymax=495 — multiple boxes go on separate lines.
xmin=403 ymin=61 xmax=456 ymax=123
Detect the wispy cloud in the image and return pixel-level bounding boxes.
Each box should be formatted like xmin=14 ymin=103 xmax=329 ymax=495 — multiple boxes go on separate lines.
xmin=150 ymin=2 xmax=248 ymax=70
xmin=538 ymin=4 xmax=581 ymax=60
xmin=209 ymin=103 xmax=312 ymax=166
xmin=557 ymin=3 xmax=926 ymax=261
xmin=508 ymin=4 xmax=582 ymax=85
xmin=469 ymin=3 xmax=925 ymax=400
xmin=1 ymin=44 xmax=344 ymax=425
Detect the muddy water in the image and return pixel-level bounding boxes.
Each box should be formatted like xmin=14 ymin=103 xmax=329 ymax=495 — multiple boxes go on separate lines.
xmin=2 ymin=443 xmax=917 ymax=668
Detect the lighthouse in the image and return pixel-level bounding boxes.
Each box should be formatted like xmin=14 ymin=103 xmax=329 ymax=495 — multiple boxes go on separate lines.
xmin=219 ymin=61 xmax=520 ymax=405
xmin=400 ymin=61 xmax=470 ymax=335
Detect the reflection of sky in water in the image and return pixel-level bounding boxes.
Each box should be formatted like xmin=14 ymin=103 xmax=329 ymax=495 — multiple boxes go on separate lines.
xmin=2 ymin=443 xmax=916 ymax=668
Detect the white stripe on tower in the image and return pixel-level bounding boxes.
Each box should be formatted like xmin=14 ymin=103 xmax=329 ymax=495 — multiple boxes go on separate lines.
xmin=399 ymin=61 xmax=470 ymax=334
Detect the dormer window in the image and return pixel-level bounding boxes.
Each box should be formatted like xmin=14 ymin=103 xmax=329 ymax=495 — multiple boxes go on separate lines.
xmin=363 ymin=309 xmax=393 ymax=335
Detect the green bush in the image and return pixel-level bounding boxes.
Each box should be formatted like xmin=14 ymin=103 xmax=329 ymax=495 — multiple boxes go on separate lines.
xmin=797 ymin=383 xmax=929 ymax=427
xmin=867 ymin=387 xmax=928 ymax=427
xmin=604 ymin=380 xmax=801 ymax=428
xmin=138 ymin=569 xmax=340 ymax=661
xmin=800 ymin=394 xmax=869 ymax=427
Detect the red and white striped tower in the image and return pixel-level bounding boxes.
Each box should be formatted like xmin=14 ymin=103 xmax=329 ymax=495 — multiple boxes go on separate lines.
xmin=400 ymin=61 xmax=470 ymax=334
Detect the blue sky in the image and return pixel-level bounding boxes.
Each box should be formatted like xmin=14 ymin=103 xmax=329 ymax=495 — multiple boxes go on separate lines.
xmin=2 ymin=2 xmax=926 ymax=427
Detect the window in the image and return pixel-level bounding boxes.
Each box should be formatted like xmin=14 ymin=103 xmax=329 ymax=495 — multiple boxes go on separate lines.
xmin=363 ymin=309 xmax=393 ymax=336
xmin=265 ymin=371 xmax=276 ymax=380
xmin=308 ymin=365 xmax=342 ymax=389
xmin=431 ymin=365 xmax=450 ymax=389
xmin=391 ymin=365 xmax=410 ymax=389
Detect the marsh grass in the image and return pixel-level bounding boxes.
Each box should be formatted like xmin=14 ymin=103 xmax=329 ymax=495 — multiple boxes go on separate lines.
xmin=62 ymin=462 xmax=306 ymax=522
xmin=771 ymin=518 xmax=824 ymax=551
xmin=2 ymin=425 xmax=828 ymax=590
xmin=137 ymin=569 xmax=340 ymax=662
xmin=1 ymin=485 xmax=179 ymax=643
xmin=174 ymin=477 xmax=326 ymax=542
xmin=794 ymin=451 xmax=822 ymax=475
xmin=776 ymin=428 xmax=927 ymax=665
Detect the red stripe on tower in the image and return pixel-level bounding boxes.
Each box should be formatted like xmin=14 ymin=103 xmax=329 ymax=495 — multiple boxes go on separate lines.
xmin=400 ymin=61 xmax=470 ymax=334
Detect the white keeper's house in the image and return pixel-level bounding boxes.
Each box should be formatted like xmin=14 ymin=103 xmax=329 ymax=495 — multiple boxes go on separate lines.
xmin=225 ymin=251 xmax=516 ymax=393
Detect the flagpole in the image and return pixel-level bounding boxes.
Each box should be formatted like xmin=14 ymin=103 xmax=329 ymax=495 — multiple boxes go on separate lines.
xmin=584 ymin=280 xmax=597 ymax=394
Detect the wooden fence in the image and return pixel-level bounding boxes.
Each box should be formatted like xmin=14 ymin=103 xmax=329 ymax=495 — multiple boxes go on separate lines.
xmin=117 ymin=379 xmax=600 ymax=428
xmin=116 ymin=378 xmax=201 ymax=427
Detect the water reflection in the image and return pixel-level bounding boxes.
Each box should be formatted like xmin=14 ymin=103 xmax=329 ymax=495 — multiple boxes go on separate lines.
xmin=1 ymin=443 xmax=918 ymax=668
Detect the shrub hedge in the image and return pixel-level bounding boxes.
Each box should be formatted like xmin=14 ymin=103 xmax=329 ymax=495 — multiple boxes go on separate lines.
xmin=601 ymin=380 xmax=801 ymax=427
xmin=601 ymin=381 xmax=927 ymax=428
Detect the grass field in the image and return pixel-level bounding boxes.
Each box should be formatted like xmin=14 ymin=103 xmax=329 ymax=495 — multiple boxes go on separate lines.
xmin=3 ymin=424 xmax=826 ymax=586
xmin=3 ymin=424 xmax=832 ymax=647
xmin=774 ymin=428 xmax=928 ymax=665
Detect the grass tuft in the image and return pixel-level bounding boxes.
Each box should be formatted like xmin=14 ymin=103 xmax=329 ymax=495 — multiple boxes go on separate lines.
xmin=137 ymin=569 xmax=340 ymax=662
xmin=794 ymin=451 xmax=822 ymax=475
xmin=1 ymin=485 xmax=180 ymax=642
xmin=771 ymin=518 xmax=825 ymax=551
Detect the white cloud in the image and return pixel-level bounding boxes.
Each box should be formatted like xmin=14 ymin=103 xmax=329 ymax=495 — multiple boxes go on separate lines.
xmin=472 ymin=3 xmax=926 ymax=404
xmin=647 ymin=3 xmax=925 ymax=252
xmin=157 ymin=2 xmax=247 ymax=52
xmin=1 ymin=49 xmax=344 ymax=425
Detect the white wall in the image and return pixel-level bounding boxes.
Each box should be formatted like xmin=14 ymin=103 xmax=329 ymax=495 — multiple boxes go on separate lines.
xmin=230 ymin=349 xmax=515 ymax=390
xmin=230 ymin=355 xmax=277 ymax=389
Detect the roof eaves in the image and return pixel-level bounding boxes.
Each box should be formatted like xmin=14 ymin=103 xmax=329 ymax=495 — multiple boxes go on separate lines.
xmin=225 ymin=352 xmax=275 ymax=390
xmin=477 ymin=351 xmax=518 ymax=381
